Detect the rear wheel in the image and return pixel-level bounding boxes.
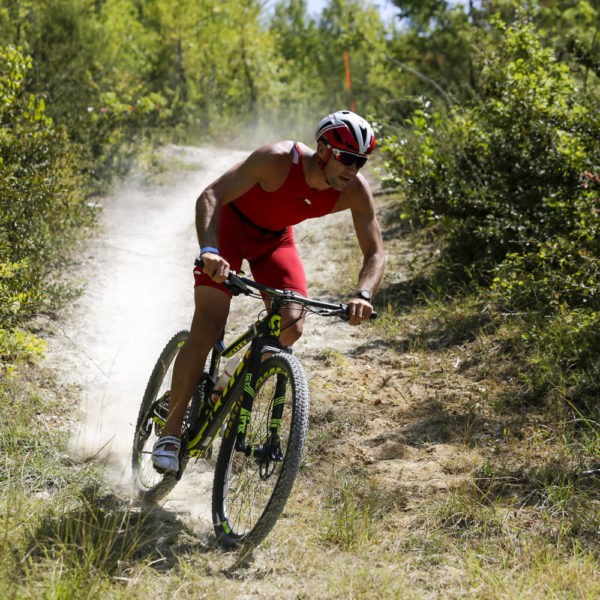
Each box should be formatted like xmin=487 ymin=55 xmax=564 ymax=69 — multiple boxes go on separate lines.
xmin=211 ymin=353 xmax=310 ymax=549
xmin=131 ymin=330 xmax=205 ymax=503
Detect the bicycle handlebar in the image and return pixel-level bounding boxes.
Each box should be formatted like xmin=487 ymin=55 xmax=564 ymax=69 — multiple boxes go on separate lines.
xmin=194 ymin=258 xmax=377 ymax=320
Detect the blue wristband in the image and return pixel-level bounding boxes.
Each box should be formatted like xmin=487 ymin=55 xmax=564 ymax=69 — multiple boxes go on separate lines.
xmin=200 ymin=247 xmax=219 ymax=256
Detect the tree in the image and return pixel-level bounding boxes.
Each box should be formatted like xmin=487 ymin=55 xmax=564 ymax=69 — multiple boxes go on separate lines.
xmin=391 ymin=0 xmax=449 ymax=29
xmin=385 ymin=2 xmax=475 ymax=116
xmin=270 ymin=0 xmax=324 ymax=112
xmin=317 ymin=0 xmax=388 ymax=115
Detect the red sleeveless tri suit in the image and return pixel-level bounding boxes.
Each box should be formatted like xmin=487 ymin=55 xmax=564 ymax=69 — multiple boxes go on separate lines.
xmin=194 ymin=142 xmax=340 ymax=296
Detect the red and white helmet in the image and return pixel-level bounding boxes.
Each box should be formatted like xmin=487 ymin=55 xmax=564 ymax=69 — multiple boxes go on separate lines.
xmin=315 ymin=110 xmax=376 ymax=156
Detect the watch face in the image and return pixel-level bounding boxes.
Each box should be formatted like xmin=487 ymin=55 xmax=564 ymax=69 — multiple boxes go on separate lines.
xmin=357 ymin=290 xmax=371 ymax=301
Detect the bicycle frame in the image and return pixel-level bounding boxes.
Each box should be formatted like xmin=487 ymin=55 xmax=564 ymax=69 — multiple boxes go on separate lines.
xmin=185 ymin=294 xmax=292 ymax=459
xmin=133 ymin=259 xmax=379 ymax=540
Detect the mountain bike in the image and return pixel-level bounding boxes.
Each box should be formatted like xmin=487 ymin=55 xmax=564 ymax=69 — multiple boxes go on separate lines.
xmin=131 ymin=259 xmax=376 ymax=550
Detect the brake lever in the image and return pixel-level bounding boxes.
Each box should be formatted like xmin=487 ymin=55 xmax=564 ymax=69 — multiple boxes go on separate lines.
xmin=226 ymin=271 xmax=251 ymax=295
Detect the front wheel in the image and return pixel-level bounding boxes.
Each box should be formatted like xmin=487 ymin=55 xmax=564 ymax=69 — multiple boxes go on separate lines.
xmin=212 ymin=352 xmax=310 ymax=549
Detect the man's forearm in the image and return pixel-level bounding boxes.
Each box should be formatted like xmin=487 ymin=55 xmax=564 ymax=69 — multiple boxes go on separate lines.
xmin=357 ymin=252 xmax=385 ymax=295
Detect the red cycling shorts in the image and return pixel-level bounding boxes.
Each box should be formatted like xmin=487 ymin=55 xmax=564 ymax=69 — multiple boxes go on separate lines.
xmin=193 ymin=203 xmax=307 ymax=297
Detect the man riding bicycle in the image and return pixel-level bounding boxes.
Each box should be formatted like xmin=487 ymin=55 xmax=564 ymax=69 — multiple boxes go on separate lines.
xmin=152 ymin=110 xmax=386 ymax=473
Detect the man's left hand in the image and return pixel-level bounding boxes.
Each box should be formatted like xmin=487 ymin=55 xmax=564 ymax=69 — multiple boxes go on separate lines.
xmin=347 ymin=297 xmax=373 ymax=326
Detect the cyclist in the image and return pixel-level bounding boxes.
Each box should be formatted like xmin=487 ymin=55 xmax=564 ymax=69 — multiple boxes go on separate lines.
xmin=152 ymin=110 xmax=386 ymax=473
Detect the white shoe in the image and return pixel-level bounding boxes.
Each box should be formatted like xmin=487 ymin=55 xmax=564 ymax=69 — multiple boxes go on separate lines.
xmin=152 ymin=435 xmax=181 ymax=473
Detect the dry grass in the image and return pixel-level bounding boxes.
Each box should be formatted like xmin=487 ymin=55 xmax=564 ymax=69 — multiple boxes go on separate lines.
xmin=3 ymin=195 xmax=600 ymax=599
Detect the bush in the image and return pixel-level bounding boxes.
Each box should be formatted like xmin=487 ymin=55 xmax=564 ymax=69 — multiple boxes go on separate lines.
xmin=0 ymin=45 xmax=93 ymax=363
xmin=380 ymin=15 xmax=600 ymax=411
xmin=382 ymin=16 xmax=600 ymax=286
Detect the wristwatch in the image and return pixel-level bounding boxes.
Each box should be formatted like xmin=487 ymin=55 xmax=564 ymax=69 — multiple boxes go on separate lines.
xmin=355 ymin=289 xmax=372 ymax=302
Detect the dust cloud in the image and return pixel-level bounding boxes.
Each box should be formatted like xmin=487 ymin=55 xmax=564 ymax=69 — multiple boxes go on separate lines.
xmin=45 ymin=148 xmax=244 ymax=508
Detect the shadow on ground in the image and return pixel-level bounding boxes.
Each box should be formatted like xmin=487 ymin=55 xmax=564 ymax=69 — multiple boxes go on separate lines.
xmin=21 ymin=486 xmax=213 ymax=575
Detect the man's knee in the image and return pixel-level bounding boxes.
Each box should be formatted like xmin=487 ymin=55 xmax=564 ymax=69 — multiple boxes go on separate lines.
xmin=189 ymin=285 xmax=230 ymax=348
xmin=188 ymin=317 xmax=224 ymax=351
xmin=280 ymin=320 xmax=303 ymax=346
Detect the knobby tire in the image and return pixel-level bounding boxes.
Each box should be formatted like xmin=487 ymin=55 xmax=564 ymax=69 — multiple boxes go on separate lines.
xmin=131 ymin=330 xmax=202 ymax=503
xmin=211 ymin=352 xmax=310 ymax=550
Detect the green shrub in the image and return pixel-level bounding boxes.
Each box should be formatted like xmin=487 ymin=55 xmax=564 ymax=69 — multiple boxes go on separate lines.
xmin=380 ymin=15 xmax=600 ymax=410
xmin=0 ymin=45 xmax=93 ymax=362
xmin=382 ymin=16 xmax=599 ymax=285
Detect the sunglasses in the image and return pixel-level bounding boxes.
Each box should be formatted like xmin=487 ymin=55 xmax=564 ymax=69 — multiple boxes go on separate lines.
xmin=329 ymin=146 xmax=368 ymax=169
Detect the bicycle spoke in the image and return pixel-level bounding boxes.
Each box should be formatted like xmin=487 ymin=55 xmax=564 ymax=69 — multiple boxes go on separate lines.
xmin=212 ymin=354 xmax=309 ymax=547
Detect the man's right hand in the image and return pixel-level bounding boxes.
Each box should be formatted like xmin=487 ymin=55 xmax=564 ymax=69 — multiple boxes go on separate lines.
xmin=200 ymin=252 xmax=230 ymax=283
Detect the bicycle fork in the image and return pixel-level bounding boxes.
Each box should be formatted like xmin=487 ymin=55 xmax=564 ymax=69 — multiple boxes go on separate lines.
xmin=235 ymin=370 xmax=287 ymax=470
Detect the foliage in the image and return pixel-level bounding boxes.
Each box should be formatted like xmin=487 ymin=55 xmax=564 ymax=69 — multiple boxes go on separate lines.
xmin=0 ymin=0 xmax=396 ymax=166
xmin=386 ymin=1 xmax=474 ymax=113
xmin=381 ymin=14 xmax=600 ymax=411
xmin=317 ymin=0 xmax=389 ymax=113
xmin=0 ymin=44 xmax=93 ymax=363
xmin=383 ymin=15 xmax=600 ymax=286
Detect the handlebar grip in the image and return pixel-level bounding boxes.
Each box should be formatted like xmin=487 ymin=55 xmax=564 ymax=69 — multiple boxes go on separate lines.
xmin=339 ymin=308 xmax=377 ymax=321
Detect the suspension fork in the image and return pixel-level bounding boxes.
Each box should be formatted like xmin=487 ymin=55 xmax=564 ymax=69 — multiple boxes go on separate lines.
xmin=268 ymin=373 xmax=287 ymax=438
xmin=234 ymin=330 xmax=290 ymax=456
xmin=234 ymin=371 xmax=288 ymax=457
xmin=234 ymin=339 xmax=261 ymax=454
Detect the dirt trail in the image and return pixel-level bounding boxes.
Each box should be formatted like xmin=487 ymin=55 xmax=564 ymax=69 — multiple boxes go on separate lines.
xmin=43 ymin=145 xmax=467 ymax=542
xmin=44 ymin=148 xmax=243 ymax=484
